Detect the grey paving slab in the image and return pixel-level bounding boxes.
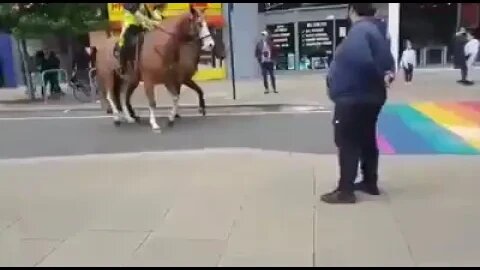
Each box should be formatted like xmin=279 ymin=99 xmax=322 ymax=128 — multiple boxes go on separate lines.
xmin=153 ymin=179 xmax=243 ymax=241
xmin=380 ymin=157 xmax=480 ymax=266
xmin=314 ymin=200 xmax=414 ymax=267
xmin=219 ymin=251 xmax=312 ymax=267
xmin=221 ymin=167 xmax=314 ymax=266
xmin=125 ymin=237 xmax=226 ymax=267
xmin=0 ymin=236 xmax=60 ymax=267
xmin=38 ymin=230 xmax=148 ymax=267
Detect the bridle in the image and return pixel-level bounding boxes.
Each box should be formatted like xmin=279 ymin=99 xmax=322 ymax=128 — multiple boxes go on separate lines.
xmin=198 ymin=32 xmax=212 ymax=41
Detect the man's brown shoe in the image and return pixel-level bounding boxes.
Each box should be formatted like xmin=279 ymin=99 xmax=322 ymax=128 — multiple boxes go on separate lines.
xmin=320 ymin=190 xmax=356 ymax=204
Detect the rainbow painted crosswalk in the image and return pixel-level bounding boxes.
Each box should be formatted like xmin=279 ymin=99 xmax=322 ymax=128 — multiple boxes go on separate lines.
xmin=378 ymin=102 xmax=480 ymax=155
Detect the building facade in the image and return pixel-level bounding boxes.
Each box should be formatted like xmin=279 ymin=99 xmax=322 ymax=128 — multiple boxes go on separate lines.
xmin=228 ymin=3 xmax=480 ymax=79
xmin=2 ymin=3 xmax=478 ymax=88
xmin=228 ymin=3 xmax=391 ymax=79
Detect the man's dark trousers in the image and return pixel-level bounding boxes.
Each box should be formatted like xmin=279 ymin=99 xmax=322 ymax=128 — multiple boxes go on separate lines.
xmin=333 ymin=102 xmax=383 ymax=193
xmin=261 ymin=62 xmax=276 ymax=91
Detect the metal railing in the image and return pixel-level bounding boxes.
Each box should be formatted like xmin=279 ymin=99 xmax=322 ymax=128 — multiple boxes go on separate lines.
xmin=88 ymin=68 xmax=97 ymax=103
xmin=41 ymin=69 xmax=68 ymax=104
xmin=40 ymin=68 xmax=98 ymax=104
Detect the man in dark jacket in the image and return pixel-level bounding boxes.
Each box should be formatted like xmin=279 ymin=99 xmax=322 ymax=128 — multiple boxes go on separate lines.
xmin=321 ymin=3 xmax=395 ymax=204
xmin=453 ymin=27 xmax=468 ymax=84
xmin=43 ymin=50 xmax=63 ymax=97
xmin=255 ymin=30 xmax=279 ymax=94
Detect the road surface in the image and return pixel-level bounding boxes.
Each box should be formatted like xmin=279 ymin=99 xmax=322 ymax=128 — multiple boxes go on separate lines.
xmin=0 ymin=106 xmax=335 ymax=159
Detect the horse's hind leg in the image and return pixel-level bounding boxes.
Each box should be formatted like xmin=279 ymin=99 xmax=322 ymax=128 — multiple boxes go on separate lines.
xmin=184 ymin=79 xmax=206 ymax=116
xmin=166 ymin=82 xmax=181 ymax=127
xmin=98 ymin=84 xmax=112 ymax=114
xmin=144 ymin=80 xmax=161 ymax=132
xmin=125 ymin=82 xmax=140 ymax=123
xmin=106 ymin=87 xmax=122 ymax=126
xmin=119 ymin=79 xmax=136 ymax=124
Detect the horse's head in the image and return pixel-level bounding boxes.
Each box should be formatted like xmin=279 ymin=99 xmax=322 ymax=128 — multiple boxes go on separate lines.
xmin=186 ymin=5 xmax=215 ymax=52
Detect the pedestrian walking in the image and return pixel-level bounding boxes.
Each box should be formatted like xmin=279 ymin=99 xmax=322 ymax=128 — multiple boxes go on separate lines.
xmin=321 ymin=3 xmax=395 ymax=204
xmin=400 ymin=40 xmax=416 ymax=83
xmin=255 ymin=30 xmax=278 ymax=94
xmin=453 ymin=27 xmax=468 ymax=84
xmin=464 ymin=30 xmax=479 ymax=85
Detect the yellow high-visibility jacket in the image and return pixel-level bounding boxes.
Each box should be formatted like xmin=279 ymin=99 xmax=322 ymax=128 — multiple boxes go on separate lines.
xmin=118 ymin=3 xmax=163 ymax=47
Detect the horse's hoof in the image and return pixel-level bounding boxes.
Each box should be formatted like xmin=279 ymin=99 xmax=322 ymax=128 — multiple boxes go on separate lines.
xmin=106 ymin=109 xmax=113 ymax=115
xmin=167 ymin=120 xmax=175 ymax=127
xmin=113 ymin=121 xmax=121 ymax=127
xmin=125 ymin=117 xmax=136 ymax=124
xmin=133 ymin=116 xmax=141 ymax=123
xmin=175 ymin=114 xmax=181 ymax=119
xmin=152 ymin=127 xmax=162 ymax=133
xmin=199 ymin=108 xmax=206 ymax=116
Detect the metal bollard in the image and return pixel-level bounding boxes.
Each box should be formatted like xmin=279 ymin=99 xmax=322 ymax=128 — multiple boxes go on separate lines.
xmin=41 ymin=69 xmax=68 ymax=104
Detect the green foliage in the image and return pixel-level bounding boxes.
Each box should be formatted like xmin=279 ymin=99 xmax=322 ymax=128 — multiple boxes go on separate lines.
xmin=0 ymin=3 xmax=108 ymax=38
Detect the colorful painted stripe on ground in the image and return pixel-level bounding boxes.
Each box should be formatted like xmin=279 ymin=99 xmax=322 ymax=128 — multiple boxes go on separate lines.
xmin=377 ymin=102 xmax=480 ymax=155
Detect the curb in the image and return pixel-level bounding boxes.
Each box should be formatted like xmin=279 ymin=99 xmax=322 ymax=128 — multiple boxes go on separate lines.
xmin=0 ymin=102 xmax=326 ymax=113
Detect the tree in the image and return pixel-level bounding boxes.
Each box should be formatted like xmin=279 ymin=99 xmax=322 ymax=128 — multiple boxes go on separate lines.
xmin=0 ymin=3 xmax=108 ymax=98
xmin=0 ymin=3 xmax=107 ymax=37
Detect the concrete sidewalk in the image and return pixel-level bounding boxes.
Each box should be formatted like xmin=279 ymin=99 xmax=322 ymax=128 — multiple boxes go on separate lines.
xmin=1 ymin=149 xmax=479 ymax=266
xmin=0 ymin=68 xmax=479 ymax=112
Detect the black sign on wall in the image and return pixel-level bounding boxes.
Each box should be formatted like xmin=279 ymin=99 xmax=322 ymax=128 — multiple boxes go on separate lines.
xmin=266 ymin=23 xmax=296 ymax=70
xmin=298 ymin=19 xmax=349 ymax=70
xmin=298 ymin=20 xmax=333 ymax=70
xmin=258 ymin=3 xmax=347 ymax=13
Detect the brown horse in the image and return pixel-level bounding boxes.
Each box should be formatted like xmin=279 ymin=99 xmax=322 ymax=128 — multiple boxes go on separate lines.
xmin=122 ymin=32 xmax=217 ymax=121
xmin=120 ymin=26 xmax=226 ymax=121
xmin=96 ymin=5 xmax=214 ymax=132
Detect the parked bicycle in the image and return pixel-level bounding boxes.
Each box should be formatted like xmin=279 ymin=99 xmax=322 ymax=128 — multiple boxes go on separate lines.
xmin=70 ymin=68 xmax=99 ymax=103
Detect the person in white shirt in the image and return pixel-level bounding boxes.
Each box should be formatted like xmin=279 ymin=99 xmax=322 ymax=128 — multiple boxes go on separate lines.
xmin=464 ymin=31 xmax=479 ymax=84
xmin=399 ymin=40 xmax=416 ymax=83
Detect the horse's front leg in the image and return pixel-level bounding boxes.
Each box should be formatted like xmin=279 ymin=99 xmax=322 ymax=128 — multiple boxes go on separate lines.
xmin=184 ymin=79 xmax=206 ymax=116
xmin=144 ymin=80 xmax=161 ymax=132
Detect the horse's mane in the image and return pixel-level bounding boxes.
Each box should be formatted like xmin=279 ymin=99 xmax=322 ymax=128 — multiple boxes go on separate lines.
xmin=152 ymin=12 xmax=193 ymax=35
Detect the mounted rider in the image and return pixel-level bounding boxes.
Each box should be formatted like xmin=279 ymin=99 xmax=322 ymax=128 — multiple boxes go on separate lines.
xmin=116 ymin=3 xmax=167 ymax=76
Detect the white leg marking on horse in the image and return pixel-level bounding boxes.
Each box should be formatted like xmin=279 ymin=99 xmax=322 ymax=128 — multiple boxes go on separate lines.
xmin=106 ymin=90 xmax=122 ymax=122
xmin=149 ymin=106 xmax=161 ymax=131
xmin=120 ymin=88 xmax=135 ymax=123
xmin=169 ymin=95 xmax=179 ymax=122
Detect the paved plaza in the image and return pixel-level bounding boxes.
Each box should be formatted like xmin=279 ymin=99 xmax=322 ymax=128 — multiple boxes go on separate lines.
xmin=1 ymin=150 xmax=480 ymax=267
